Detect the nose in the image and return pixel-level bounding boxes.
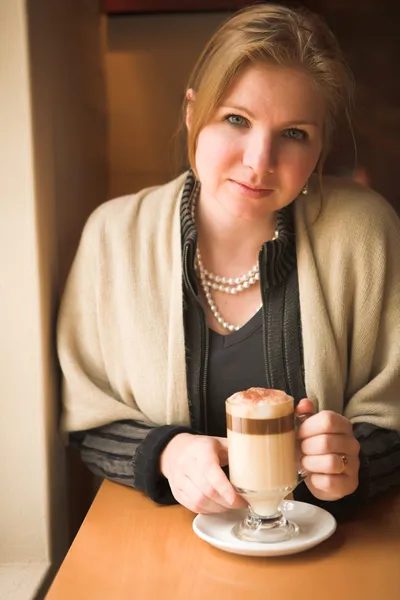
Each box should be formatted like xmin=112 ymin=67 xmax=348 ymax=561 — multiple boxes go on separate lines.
xmin=242 ymin=132 xmax=277 ymax=174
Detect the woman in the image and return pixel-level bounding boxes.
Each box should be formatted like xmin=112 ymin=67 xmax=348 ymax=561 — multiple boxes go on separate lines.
xmin=58 ymin=4 xmax=400 ymax=520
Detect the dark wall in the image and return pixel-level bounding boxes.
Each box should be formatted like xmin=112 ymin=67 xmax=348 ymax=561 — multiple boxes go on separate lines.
xmin=306 ymin=0 xmax=400 ymax=212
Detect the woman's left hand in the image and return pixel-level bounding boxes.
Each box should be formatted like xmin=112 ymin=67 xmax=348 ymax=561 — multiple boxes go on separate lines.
xmin=296 ymin=398 xmax=360 ymax=501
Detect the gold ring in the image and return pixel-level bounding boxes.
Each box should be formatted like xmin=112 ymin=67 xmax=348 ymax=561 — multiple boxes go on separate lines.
xmin=338 ymin=454 xmax=349 ymax=475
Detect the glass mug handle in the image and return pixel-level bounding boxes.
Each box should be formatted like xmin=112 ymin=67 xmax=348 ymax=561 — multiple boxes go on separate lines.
xmin=295 ymin=412 xmax=311 ymax=483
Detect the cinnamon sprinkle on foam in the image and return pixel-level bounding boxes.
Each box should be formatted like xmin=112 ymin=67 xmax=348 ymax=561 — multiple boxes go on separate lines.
xmin=227 ymin=387 xmax=291 ymax=406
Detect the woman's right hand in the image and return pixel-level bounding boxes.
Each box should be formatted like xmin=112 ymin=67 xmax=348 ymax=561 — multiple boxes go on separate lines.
xmin=160 ymin=433 xmax=248 ymax=514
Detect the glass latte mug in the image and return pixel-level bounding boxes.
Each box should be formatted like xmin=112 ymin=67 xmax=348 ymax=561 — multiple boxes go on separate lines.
xmin=226 ymin=388 xmax=308 ymax=543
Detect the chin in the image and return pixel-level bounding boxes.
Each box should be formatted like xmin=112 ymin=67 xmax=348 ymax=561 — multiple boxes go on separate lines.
xmin=229 ymin=204 xmax=274 ymax=221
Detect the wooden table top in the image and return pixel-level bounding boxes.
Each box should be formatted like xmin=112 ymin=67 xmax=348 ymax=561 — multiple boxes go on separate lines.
xmin=47 ymin=480 xmax=400 ymax=600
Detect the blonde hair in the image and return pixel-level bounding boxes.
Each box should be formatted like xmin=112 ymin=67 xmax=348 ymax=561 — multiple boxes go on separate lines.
xmin=185 ymin=3 xmax=354 ymax=174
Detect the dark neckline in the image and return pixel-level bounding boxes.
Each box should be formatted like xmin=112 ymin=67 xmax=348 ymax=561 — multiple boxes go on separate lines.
xmin=208 ymin=307 xmax=263 ymax=348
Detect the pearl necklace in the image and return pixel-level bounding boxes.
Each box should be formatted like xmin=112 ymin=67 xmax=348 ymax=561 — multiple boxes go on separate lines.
xmin=191 ymin=191 xmax=279 ymax=332
xmin=195 ymin=249 xmax=260 ymax=294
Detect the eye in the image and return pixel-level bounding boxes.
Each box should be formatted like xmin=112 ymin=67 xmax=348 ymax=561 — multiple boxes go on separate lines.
xmin=283 ymin=128 xmax=308 ymax=141
xmin=224 ymin=114 xmax=249 ymax=127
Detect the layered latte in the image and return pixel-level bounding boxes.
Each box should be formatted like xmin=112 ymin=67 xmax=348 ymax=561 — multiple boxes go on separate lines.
xmin=226 ymin=388 xmax=297 ymax=516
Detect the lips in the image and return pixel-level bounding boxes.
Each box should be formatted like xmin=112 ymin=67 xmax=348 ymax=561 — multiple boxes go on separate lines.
xmin=231 ymin=179 xmax=273 ymax=191
xmin=238 ymin=182 xmax=272 ymax=191
xmin=230 ymin=179 xmax=274 ymax=196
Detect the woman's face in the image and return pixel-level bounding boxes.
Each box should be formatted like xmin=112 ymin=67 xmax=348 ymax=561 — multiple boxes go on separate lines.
xmin=192 ymin=62 xmax=325 ymax=221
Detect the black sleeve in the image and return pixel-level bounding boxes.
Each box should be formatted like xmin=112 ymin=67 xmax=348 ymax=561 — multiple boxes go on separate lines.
xmin=293 ymin=423 xmax=400 ymax=521
xmin=70 ymin=419 xmax=197 ymax=504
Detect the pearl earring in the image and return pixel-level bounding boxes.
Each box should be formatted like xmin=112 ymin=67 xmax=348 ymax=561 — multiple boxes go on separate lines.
xmin=301 ymin=182 xmax=309 ymax=196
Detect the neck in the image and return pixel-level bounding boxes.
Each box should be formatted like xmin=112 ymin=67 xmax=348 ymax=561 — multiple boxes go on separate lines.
xmin=194 ymin=194 xmax=277 ymax=277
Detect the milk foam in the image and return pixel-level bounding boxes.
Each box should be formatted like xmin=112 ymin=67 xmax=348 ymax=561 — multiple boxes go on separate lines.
xmin=227 ymin=388 xmax=293 ymax=419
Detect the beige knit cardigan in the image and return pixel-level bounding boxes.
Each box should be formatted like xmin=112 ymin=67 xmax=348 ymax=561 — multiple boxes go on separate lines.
xmin=57 ymin=173 xmax=400 ymax=433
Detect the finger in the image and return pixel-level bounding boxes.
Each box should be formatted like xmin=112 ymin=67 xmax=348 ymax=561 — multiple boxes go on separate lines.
xmin=306 ymin=472 xmax=359 ymax=499
xmin=194 ymin=442 xmax=239 ymax=505
xmin=177 ymin=476 xmax=230 ymax=514
xmin=187 ymin=461 xmax=233 ymax=509
xmin=301 ymin=433 xmax=360 ymax=456
xmin=298 ymin=410 xmax=353 ymax=440
xmin=213 ymin=437 xmax=229 ymax=466
xmin=206 ymin=461 xmax=247 ymax=508
xmin=214 ymin=436 xmax=228 ymax=449
xmin=295 ymin=398 xmax=315 ymax=416
xmin=301 ymin=453 xmax=359 ymax=476
xmin=173 ymin=486 xmax=225 ymax=514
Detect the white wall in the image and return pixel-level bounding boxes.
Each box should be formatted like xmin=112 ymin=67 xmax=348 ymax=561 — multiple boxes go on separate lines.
xmin=0 ymin=0 xmax=107 ymax=597
xmin=0 ymin=0 xmax=51 ymax=567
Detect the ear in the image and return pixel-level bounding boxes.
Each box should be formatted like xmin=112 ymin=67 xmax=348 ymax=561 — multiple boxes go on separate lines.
xmin=185 ymin=88 xmax=196 ymax=130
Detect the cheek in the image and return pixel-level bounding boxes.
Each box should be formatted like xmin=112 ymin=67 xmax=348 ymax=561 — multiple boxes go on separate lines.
xmin=195 ymin=128 xmax=238 ymax=173
xmin=281 ymin=145 xmax=321 ymax=183
xmin=195 ymin=133 xmax=215 ymax=172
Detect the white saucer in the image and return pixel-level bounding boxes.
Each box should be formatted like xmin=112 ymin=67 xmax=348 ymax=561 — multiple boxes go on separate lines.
xmin=192 ymin=500 xmax=337 ymax=557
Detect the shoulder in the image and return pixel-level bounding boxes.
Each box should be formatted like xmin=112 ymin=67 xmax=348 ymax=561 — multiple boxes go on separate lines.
xmin=81 ymin=172 xmax=188 ymax=243
xmin=295 ymin=174 xmax=400 ymax=242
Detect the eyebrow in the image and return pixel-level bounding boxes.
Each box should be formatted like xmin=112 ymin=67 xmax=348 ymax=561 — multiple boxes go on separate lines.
xmin=220 ymin=104 xmax=320 ymax=128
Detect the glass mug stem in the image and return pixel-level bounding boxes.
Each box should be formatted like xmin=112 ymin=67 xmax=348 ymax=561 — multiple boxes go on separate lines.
xmin=232 ymin=505 xmax=300 ymax=543
xmin=226 ymin=390 xmax=311 ymax=544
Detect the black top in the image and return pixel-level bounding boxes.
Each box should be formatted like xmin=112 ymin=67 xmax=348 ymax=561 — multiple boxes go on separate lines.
xmin=206 ymin=310 xmax=266 ymax=437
